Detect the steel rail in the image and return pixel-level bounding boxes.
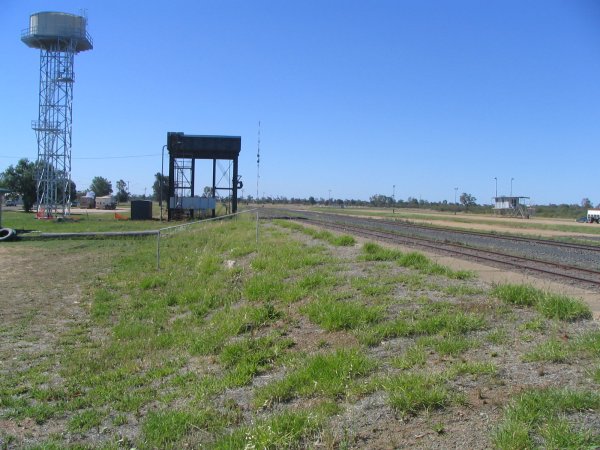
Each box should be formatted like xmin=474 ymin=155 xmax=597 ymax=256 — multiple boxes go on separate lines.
xmin=291 ymin=209 xmax=600 ymax=253
xmin=303 ymin=217 xmax=600 ymax=289
xmin=372 ymin=217 xmax=600 ymax=253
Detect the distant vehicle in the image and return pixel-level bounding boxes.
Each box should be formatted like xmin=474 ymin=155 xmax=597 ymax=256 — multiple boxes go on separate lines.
xmin=95 ymin=195 xmax=117 ymax=210
xmin=79 ymin=196 xmax=95 ymax=209
xmin=576 ymin=216 xmax=588 ymax=223
xmin=5 ymin=200 xmax=17 ymax=207
xmin=587 ymin=209 xmax=600 ymax=224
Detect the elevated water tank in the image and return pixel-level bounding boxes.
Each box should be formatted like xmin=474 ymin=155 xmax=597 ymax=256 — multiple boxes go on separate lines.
xmin=21 ymin=11 xmax=93 ymax=52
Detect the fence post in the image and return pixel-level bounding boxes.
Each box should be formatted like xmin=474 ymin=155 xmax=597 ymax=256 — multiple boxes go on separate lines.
xmin=256 ymin=211 xmax=259 ymax=245
xmin=156 ymin=230 xmax=161 ymax=270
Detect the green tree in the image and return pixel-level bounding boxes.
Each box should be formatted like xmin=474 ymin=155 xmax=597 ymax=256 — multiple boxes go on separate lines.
xmin=152 ymin=172 xmax=169 ymax=204
xmin=369 ymin=194 xmax=393 ymax=207
xmin=0 ymin=158 xmax=37 ymax=212
xmin=115 ymin=179 xmax=130 ymax=203
xmin=90 ymin=176 xmax=112 ymax=197
xmin=459 ymin=192 xmax=477 ymax=210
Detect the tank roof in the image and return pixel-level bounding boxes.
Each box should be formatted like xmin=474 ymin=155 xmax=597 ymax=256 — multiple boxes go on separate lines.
xmin=21 ymin=11 xmax=93 ymax=52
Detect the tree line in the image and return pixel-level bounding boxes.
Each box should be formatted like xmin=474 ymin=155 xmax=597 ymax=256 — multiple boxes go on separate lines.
xmin=0 ymin=159 xmax=595 ymax=219
xmin=0 ymin=159 xmax=143 ymax=212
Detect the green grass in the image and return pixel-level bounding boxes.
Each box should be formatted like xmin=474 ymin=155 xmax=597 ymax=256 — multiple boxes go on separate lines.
xmin=592 ymin=366 xmax=600 ymax=384
xmin=519 ymin=317 xmax=546 ymax=332
xmin=303 ymin=294 xmax=383 ymax=331
xmin=67 ymin=409 xmax=104 ymax=432
xmin=350 ymin=276 xmax=395 ymax=297
xmin=254 ymin=349 xmax=376 ymax=406
xmin=486 ymin=328 xmax=509 ymax=345
xmin=143 ymin=409 xmax=225 ymax=448
xmin=491 ymin=284 xmax=592 ymax=321
xmin=358 ymin=308 xmax=486 ymax=346
xmin=275 ymin=220 xmax=356 ymax=246
xmin=524 ymin=330 xmax=600 ymax=363
xmin=537 ymin=292 xmax=592 ymax=321
xmin=383 ymin=373 xmax=450 ymax=417
xmin=524 ymin=338 xmax=570 ymax=363
xmin=191 ymin=303 xmax=281 ymax=355
xmin=3 ymin=210 xmax=598 ymax=448
xmin=575 ymin=330 xmax=600 ymax=357
xmin=1 ymin=209 xmax=163 ymax=233
xmin=392 ymin=344 xmax=427 ymax=369
xmin=244 ymin=273 xmax=286 ymax=302
xmin=360 ymin=242 xmax=404 ymax=261
xmin=417 ymin=334 xmax=476 ymax=356
xmin=220 ymin=334 xmax=294 ymax=386
xmin=213 ymin=405 xmax=337 ymax=449
xmin=360 ymin=243 xmax=473 ymax=279
xmin=491 ymin=284 xmax=539 ymax=307
xmin=493 ymin=388 xmax=600 ymax=449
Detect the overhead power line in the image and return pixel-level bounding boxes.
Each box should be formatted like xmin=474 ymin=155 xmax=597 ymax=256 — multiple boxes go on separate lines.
xmin=0 ymin=153 xmax=159 ymax=160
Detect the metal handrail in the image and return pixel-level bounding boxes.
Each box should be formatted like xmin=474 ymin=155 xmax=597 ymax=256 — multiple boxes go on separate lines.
xmin=21 ymin=26 xmax=93 ymax=47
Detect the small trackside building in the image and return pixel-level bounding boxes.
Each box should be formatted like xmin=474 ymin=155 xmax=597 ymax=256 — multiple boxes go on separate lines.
xmin=492 ymin=196 xmax=533 ymax=219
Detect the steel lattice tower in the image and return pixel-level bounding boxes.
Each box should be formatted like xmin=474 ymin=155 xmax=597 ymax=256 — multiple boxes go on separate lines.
xmin=22 ymin=12 xmax=92 ymax=218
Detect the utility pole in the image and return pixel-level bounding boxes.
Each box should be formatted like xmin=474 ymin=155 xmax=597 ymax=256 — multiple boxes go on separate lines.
xmin=454 ymin=187 xmax=458 ymax=215
xmin=392 ymin=184 xmax=396 ymax=214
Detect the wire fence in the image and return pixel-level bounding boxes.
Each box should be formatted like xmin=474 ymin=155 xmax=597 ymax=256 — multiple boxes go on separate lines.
xmin=155 ymin=208 xmax=260 ymax=270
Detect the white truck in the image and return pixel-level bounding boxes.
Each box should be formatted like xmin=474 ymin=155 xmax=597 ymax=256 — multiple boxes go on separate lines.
xmin=587 ymin=209 xmax=600 ymax=224
xmin=95 ymin=195 xmax=117 ymax=210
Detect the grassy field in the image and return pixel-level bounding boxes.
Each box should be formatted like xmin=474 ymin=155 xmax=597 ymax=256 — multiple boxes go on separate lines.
xmin=1 ymin=214 xmax=599 ymax=448
xmin=0 ymin=202 xmax=234 ymax=234
xmin=1 ymin=209 xmax=160 ymax=233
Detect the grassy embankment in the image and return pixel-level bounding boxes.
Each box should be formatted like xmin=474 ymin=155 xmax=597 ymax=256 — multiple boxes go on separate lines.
xmin=0 ymin=214 xmax=599 ymax=448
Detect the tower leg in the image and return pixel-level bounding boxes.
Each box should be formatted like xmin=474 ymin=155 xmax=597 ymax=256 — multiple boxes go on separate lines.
xmin=33 ymin=41 xmax=75 ymax=218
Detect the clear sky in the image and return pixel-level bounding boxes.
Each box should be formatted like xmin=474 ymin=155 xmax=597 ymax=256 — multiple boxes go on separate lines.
xmin=2 ymin=1 xmax=600 ymax=205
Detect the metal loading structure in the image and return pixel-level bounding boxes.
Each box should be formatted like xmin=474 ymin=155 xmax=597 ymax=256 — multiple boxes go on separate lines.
xmin=166 ymin=132 xmax=242 ymax=221
xmin=21 ymin=12 xmax=93 ymax=218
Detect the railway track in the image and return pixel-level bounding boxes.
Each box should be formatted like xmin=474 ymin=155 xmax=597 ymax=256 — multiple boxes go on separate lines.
xmin=373 ymin=217 xmax=600 ymax=253
xmin=264 ymin=208 xmax=600 ymax=290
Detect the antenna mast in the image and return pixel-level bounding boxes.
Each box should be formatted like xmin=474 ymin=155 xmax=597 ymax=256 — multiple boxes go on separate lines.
xmin=256 ymin=121 xmax=261 ymax=203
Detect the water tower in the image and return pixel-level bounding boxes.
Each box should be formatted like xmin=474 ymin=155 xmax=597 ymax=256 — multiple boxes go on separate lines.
xmin=21 ymin=12 xmax=93 ymax=218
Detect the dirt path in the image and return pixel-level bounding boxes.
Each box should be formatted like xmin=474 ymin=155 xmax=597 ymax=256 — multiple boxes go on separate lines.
xmin=0 ymin=246 xmax=86 ymax=361
xmin=0 ymin=243 xmax=110 ymax=444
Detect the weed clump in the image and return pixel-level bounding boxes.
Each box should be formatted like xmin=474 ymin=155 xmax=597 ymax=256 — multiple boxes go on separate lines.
xmin=493 ymin=388 xmax=600 ymax=449
xmin=491 ymin=284 xmax=591 ymax=321
xmin=275 ymin=220 xmax=356 ymax=246
xmin=384 ymin=373 xmax=449 ymax=416
xmin=303 ymin=295 xmax=383 ymax=331
xmin=360 ymin=243 xmax=473 ymax=279
xmin=254 ymin=349 xmax=375 ymax=406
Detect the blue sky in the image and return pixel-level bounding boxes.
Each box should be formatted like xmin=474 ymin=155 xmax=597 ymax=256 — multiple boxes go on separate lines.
xmin=1 ymin=1 xmax=600 ymax=205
